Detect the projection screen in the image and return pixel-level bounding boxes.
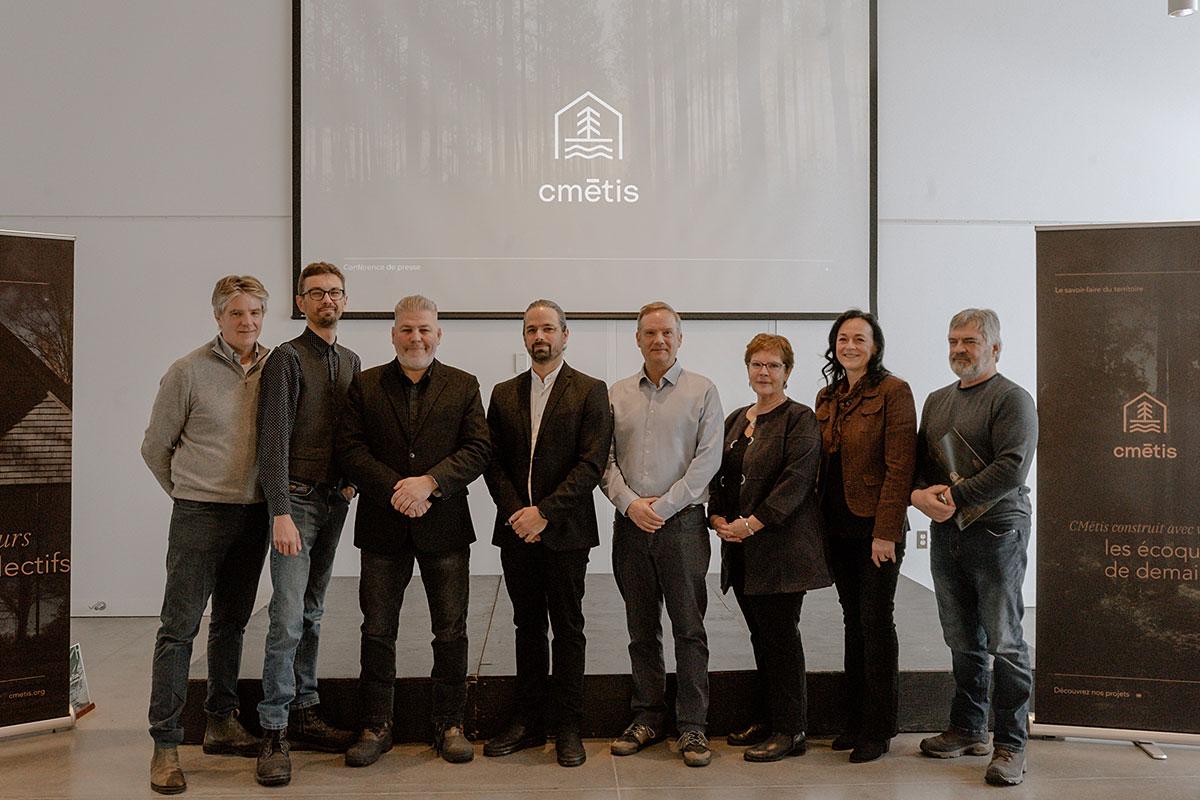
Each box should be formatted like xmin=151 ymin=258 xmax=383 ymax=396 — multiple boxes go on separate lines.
xmin=296 ymin=0 xmax=874 ymax=318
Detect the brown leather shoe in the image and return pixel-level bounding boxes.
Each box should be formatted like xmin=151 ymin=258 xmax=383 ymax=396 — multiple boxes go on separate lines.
xmin=150 ymin=745 xmax=186 ymax=795
xmin=437 ymin=724 xmax=475 ymax=763
xmin=202 ymin=710 xmax=259 ymax=757
xmin=744 ymin=732 xmax=806 ymax=762
xmin=345 ymin=725 xmax=393 ymax=767
xmin=727 ymin=721 xmax=770 ymax=746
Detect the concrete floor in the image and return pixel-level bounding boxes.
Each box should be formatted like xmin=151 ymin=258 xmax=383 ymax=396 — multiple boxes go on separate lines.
xmin=2 ymin=618 xmax=1199 ymax=799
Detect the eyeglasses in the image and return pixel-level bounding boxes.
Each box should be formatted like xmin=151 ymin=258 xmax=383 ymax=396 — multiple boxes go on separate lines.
xmin=748 ymin=361 xmax=786 ymax=372
xmin=301 ymin=288 xmax=345 ymax=301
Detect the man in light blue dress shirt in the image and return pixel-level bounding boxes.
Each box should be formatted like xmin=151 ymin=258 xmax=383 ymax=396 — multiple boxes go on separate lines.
xmin=602 ymin=301 xmax=724 ymax=767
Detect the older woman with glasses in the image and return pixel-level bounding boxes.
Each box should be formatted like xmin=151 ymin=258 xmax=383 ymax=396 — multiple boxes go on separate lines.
xmin=814 ymin=309 xmax=916 ymax=763
xmin=708 ymin=333 xmax=831 ymax=762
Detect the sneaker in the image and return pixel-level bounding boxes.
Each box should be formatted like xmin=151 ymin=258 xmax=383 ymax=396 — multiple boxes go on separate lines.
xmin=149 ymin=745 xmax=186 ymax=795
xmin=436 ymin=724 xmax=475 ymax=763
xmin=610 ymin=722 xmax=658 ymax=756
xmin=919 ymin=728 xmax=991 ymax=758
xmin=202 ymin=710 xmax=260 ymax=757
xmin=678 ymin=730 xmax=712 ymax=767
xmin=288 ymin=705 xmax=355 ymax=753
xmin=985 ymin=746 xmax=1027 ymax=786
xmin=255 ymin=729 xmax=292 ymax=787
xmin=345 ymin=724 xmax=393 ymax=768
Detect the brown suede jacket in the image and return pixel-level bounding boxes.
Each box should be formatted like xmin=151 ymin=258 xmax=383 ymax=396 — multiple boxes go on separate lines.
xmin=814 ymin=374 xmax=917 ymax=542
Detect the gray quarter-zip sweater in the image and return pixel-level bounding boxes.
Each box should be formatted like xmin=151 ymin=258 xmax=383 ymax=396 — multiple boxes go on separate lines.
xmin=141 ymin=335 xmax=270 ymax=504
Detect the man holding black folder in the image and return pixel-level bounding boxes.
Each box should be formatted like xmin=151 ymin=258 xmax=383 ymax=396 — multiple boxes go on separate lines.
xmin=910 ymin=308 xmax=1037 ymax=788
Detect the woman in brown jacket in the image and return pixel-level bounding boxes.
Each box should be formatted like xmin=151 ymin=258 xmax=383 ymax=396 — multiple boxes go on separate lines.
xmin=709 ymin=333 xmax=831 ymax=762
xmin=814 ymin=310 xmax=916 ymax=763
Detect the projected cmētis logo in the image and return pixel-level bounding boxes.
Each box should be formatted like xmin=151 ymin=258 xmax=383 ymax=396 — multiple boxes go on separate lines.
xmin=555 ymin=91 xmax=622 ymax=161
xmin=539 ymin=91 xmax=639 ymax=204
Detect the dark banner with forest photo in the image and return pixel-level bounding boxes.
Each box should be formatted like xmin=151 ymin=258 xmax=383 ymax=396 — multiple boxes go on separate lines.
xmin=0 ymin=231 xmax=73 ymax=729
xmin=1035 ymin=223 xmax=1200 ymax=735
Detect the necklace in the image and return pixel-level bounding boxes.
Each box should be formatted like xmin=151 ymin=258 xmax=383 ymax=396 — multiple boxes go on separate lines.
xmin=747 ymin=396 xmax=787 ymax=429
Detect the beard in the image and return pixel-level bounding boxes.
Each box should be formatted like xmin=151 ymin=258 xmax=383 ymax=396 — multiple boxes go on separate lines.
xmin=311 ymin=309 xmax=339 ymax=328
xmin=530 ymin=343 xmax=558 ymax=363
xmin=951 ymin=357 xmax=981 ymax=381
xmin=398 ymin=348 xmax=435 ymax=371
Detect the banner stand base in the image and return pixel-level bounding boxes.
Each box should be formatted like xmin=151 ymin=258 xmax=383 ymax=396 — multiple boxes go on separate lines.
xmin=1134 ymin=741 xmax=1169 ymax=760
xmin=0 ymin=707 xmax=76 ymax=743
xmin=1030 ymin=721 xmax=1200 ymax=759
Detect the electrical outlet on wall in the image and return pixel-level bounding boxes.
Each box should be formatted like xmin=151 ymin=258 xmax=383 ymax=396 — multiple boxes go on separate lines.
xmin=916 ymin=530 xmax=929 ymax=549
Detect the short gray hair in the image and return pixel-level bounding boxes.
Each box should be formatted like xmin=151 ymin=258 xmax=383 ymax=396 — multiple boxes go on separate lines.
xmin=636 ymin=300 xmax=682 ymax=333
xmin=949 ymin=308 xmax=1001 ymax=347
xmin=524 ymin=298 xmax=567 ymax=330
xmin=394 ymin=295 xmax=438 ymax=319
xmin=211 ymin=275 xmax=269 ymax=317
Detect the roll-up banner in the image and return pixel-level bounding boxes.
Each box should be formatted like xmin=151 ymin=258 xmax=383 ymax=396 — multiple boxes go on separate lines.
xmin=0 ymin=230 xmax=75 ymax=737
xmin=1034 ymin=222 xmax=1200 ymax=744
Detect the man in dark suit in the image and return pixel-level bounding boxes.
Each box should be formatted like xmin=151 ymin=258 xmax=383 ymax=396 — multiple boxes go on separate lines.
xmin=482 ymin=299 xmax=613 ymax=767
xmin=337 ymin=295 xmax=491 ymax=768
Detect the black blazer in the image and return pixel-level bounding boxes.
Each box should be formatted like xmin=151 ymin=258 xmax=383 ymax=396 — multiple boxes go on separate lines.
xmin=337 ymin=359 xmax=491 ymax=556
xmin=707 ymin=399 xmax=832 ymax=596
xmin=484 ymin=363 xmax=613 ymax=551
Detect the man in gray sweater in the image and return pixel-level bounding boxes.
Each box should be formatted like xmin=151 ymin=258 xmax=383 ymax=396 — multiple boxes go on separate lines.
xmin=910 ymin=308 xmax=1038 ymax=788
xmin=141 ymin=275 xmax=272 ymax=795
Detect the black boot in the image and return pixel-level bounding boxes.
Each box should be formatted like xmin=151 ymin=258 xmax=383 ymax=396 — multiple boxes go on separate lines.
xmin=288 ymin=705 xmax=355 ymax=753
xmin=255 ymin=729 xmax=292 ymax=787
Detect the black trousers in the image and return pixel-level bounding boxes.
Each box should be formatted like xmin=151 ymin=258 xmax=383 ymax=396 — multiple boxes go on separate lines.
xmin=500 ymin=544 xmax=590 ymax=733
xmin=358 ymin=545 xmax=470 ymax=729
xmin=732 ymin=587 xmax=807 ymax=735
xmin=829 ymin=535 xmax=905 ymax=740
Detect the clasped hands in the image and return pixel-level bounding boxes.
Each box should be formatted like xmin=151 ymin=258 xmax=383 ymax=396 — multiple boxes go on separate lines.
xmin=911 ymin=483 xmax=956 ymax=523
xmin=392 ymin=475 xmax=436 ymax=517
xmin=627 ymin=497 xmax=665 ymax=533
xmin=710 ymin=514 xmax=760 ymax=543
xmin=508 ymin=506 xmax=547 ymax=543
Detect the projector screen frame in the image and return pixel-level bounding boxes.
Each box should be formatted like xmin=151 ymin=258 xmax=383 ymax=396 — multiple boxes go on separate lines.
xmin=291 ymin=0 xmax=877 ymax=322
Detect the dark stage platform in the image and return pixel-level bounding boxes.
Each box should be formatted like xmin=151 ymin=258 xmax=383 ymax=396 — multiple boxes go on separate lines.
xmin=184 ymin=575 xmax=1036 ymax=742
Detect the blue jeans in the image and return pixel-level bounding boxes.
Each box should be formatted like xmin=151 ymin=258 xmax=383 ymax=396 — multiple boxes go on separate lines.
xmin=612 ymin=504 xmax=711 ymax=733
xmin=930 ymin=520 xmax=1032 ymax=751
xmin=358 ymin=545 xmax=470 ymax=729
xmin=258 ymin=485 xmax=349 ymax=731
xmin=149 ymin=500 xmax=269 ymax=746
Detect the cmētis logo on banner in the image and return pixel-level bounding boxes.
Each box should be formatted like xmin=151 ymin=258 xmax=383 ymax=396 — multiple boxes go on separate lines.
xmin=1114 ymin=391 xmax=1177 ymax=459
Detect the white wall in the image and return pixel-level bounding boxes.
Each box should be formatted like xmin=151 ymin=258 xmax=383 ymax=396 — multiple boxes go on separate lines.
xmin=2 ymin=1 xmax=1197 ymax=615
xmin=876 ymin=1 xmax=1200 ymax=600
